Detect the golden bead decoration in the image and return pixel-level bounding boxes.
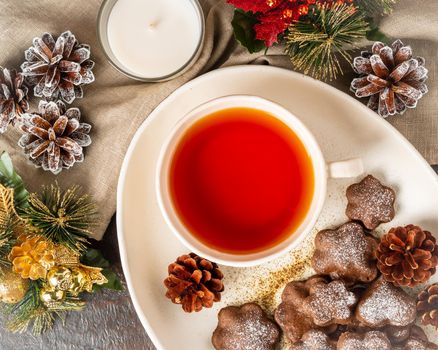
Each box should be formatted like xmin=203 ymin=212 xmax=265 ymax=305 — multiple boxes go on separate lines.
xmin=40 ymin=287 xmax=65 ymax=306
xmin=47 ymin=266 xmax=73 ymax=291
xmin=8 ymin=235 xmax=56 ymax=280
xmin=69 ymin=267 xmax=90 ymax=296
xmin=0 ymin=269 xmax=29 ymax=304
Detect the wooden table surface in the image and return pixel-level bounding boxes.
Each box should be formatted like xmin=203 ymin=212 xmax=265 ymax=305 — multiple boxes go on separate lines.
xmin=1 ymin=166 xmax=438 ymax=350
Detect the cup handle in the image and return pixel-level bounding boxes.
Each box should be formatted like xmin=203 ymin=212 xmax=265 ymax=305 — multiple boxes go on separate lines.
xmin=328 ymin=158 xmax=364 ymax=178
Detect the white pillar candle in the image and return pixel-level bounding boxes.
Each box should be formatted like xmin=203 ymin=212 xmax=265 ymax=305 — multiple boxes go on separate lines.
xmin=106 ymin=0 xmax=203 ymax=80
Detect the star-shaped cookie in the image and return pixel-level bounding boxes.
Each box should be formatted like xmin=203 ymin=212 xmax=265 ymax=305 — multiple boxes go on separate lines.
xmin=212 ymin=303 xmax=280 ymax=350
xmin=311 ymin=222 xmax=378 ymax=283
xmin=346 ymin=175 xmax=396 ymax=230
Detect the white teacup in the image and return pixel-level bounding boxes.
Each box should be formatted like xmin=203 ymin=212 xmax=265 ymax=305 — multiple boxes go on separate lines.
xmin=156 ymin=95 xmax=363 ymax=267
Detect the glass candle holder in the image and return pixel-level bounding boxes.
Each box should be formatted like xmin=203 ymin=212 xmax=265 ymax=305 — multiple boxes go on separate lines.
xmin=97 ymin=0 xmax=205 ymax=82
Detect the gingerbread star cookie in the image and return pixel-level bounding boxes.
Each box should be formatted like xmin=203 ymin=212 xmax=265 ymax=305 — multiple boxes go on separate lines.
xmin=311 ymin=222 xmax=378 ymax=283
xmin=396 ymin=325 xmax=438 ymax=350
xmin=291 ymin=330 xmax=336 ymax=350
xmin=337 ymin=331 xmax=392 ymax=350
xmin=384 ymin=325 xmax=413 ymax=345
xmin=346 ymin=175 xmax=396 ymax=230
xmin=212 ymin=303 xmax=280 ymax=350
xmin=303 ymin=279 xmax=358 ymax=326
xmin=274 ymin=276 xmax=327 ymax=343
xmin=355 ymin=276 xmax=417 ymax=327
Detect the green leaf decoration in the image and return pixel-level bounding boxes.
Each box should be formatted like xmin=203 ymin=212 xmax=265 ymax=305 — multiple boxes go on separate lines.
xmin=365 ymin=17 xmax=391 ymax=42
xmin=81 ymin=248 xmax=110 ymax=268
xmin=354 ymin=0 xmax=397 ymax=17
xmin=81 ymin=248 xmax=123 ymax=291
xmin=0 ymin=152 xmax=29 ymax=211
xmin=96 ymin=269 xmax=123 ymax=291
xmin=285 ymin=3 xmax=369 ymax=81
xmin=231 ymin=9 xmax=266 ymax=54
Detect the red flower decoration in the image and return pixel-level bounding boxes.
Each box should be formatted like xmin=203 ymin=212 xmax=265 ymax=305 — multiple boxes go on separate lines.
xmin=228 ymin=0 xmax=354 ymax=47
xmin=227 ymin=0 xmax=283 ymax=14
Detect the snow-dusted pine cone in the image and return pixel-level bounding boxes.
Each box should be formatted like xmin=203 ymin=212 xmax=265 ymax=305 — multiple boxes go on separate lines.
xmin=18 ymin=100 xmax=91 ymax=174
xmin=0 ymin=68 xmax=29 ymax=134
xmin=351 ymin=40 xmax=428 ymax=118
xmin=20 ymin=31 xmax=95 ymax=104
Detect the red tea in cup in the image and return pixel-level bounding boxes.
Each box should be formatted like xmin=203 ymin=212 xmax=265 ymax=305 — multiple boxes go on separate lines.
xmin=169 ymin=107 xmax=314 ymax=254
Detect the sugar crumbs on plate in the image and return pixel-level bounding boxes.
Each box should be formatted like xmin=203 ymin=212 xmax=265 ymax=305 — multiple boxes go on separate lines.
xmin=220 ymin=234 xmax=316 ymax=314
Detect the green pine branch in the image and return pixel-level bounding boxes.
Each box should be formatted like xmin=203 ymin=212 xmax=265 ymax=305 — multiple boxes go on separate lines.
xmin=24 ymin=184 xmax=97 ymax=253
xmin=3 ymin=281 xmax=85 ymax=334
xmin=4 ymin=281 xmax=46 ymax=334
xmin=285 ymin=3 xmax=369 ymax=81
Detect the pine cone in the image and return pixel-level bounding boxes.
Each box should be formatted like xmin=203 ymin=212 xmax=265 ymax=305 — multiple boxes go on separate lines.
xmin=0 ymin=68 xmax=29 ymax=134
xmin=376 ymin=225 xmax=438 ymax=287
xmin=418 ymin=283 xmax=438 ymax=329
xmin=351 ymin=40 xmax=428 ymax=118
xmin=21 ymin=31 xmax=95 ymax=104
xmin=17 ymin=100 xmax=92 ymax=174
xmin=164 ymin=253 xmax=224 ymax=313
xmin=8 ymin=234 xmax=56 ymax=280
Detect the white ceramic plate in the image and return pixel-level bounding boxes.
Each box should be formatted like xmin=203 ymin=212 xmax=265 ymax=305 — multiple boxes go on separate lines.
xmin=117 ymin=66 xmax=438 ymax=350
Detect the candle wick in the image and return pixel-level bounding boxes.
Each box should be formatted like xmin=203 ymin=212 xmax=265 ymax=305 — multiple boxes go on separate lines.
xmin=147 ymin=20 xmax=159 ymax=31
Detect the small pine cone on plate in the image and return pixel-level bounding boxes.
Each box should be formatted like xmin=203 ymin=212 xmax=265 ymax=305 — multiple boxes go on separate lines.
xmin=0 ymin=68 xmax=29 ymax=134
xmin=418 ymin=283 xmax=438 ymax=329
xmin=376 ymin=225 xmax=438 ymax=287
xmin=21 ymin=31 xmax=95 ymax=104
xmin=164 ymin=253 xmax=224 ymax=313
xmin=17 ymin=100 xmax=91 ymax=174
xmin=351 ymin=40 xmax=428 ymax=118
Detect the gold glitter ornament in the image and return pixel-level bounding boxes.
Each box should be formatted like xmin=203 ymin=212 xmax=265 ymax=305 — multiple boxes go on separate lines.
xmin=69 ymin=267 xmax=90 ymax=296
xmin=0 ymin=184 xmax=27 ymax=236
xmin=79 ymin=265 xmax=108 ymax=292
xmin=47 ymin=266 xmax=73 ymax=291
xmin=53 ymin=245 xmax=80 ymax=266
xmin=8 ymin=235 xmax=55 ymax=280
xmin=40 ymin=287 xmax=65 ymax=306
xmin=0 ymin=269 xmax=29 ymax=303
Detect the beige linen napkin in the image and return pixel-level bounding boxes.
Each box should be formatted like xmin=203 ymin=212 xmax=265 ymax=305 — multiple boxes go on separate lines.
xmin=0 ymin=0 xmax=437 ymax=239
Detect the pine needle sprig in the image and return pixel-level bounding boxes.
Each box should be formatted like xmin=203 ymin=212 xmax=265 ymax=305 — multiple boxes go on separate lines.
xmin=285 ymin=4 xmax=369 ymax=81
xmin=24 ymin=184 xmax=97 ymax=253
xmin=354 ymin=0 xmax=397 ymax=16
xmin=3 ymin=281 xmax=48 ymax=334
xmin=47 ymin=296 xmax=86 ymax=313
xmin=3 ymin=281 xmax=85 ymax=334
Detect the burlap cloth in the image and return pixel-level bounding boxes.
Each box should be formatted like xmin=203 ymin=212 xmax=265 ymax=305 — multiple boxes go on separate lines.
xmin=1 ymin=0 xmax=437 ymax=239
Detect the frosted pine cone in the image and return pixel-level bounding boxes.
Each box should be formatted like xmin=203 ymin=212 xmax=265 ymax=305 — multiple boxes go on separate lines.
xmin=18 ymin=100 xmax=91 ymax=174
xmin=0 ymin=68 xmax=29 ymax=134
xmin=164 ymin=253 xmax=224 ymax=313
xmin=21 ymin=31 xmax=95 ymax=104
xmin=351 ymin=40 xmax=428 ymax=118
xmin=376 ymin=225 xmax=438 ymax=287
